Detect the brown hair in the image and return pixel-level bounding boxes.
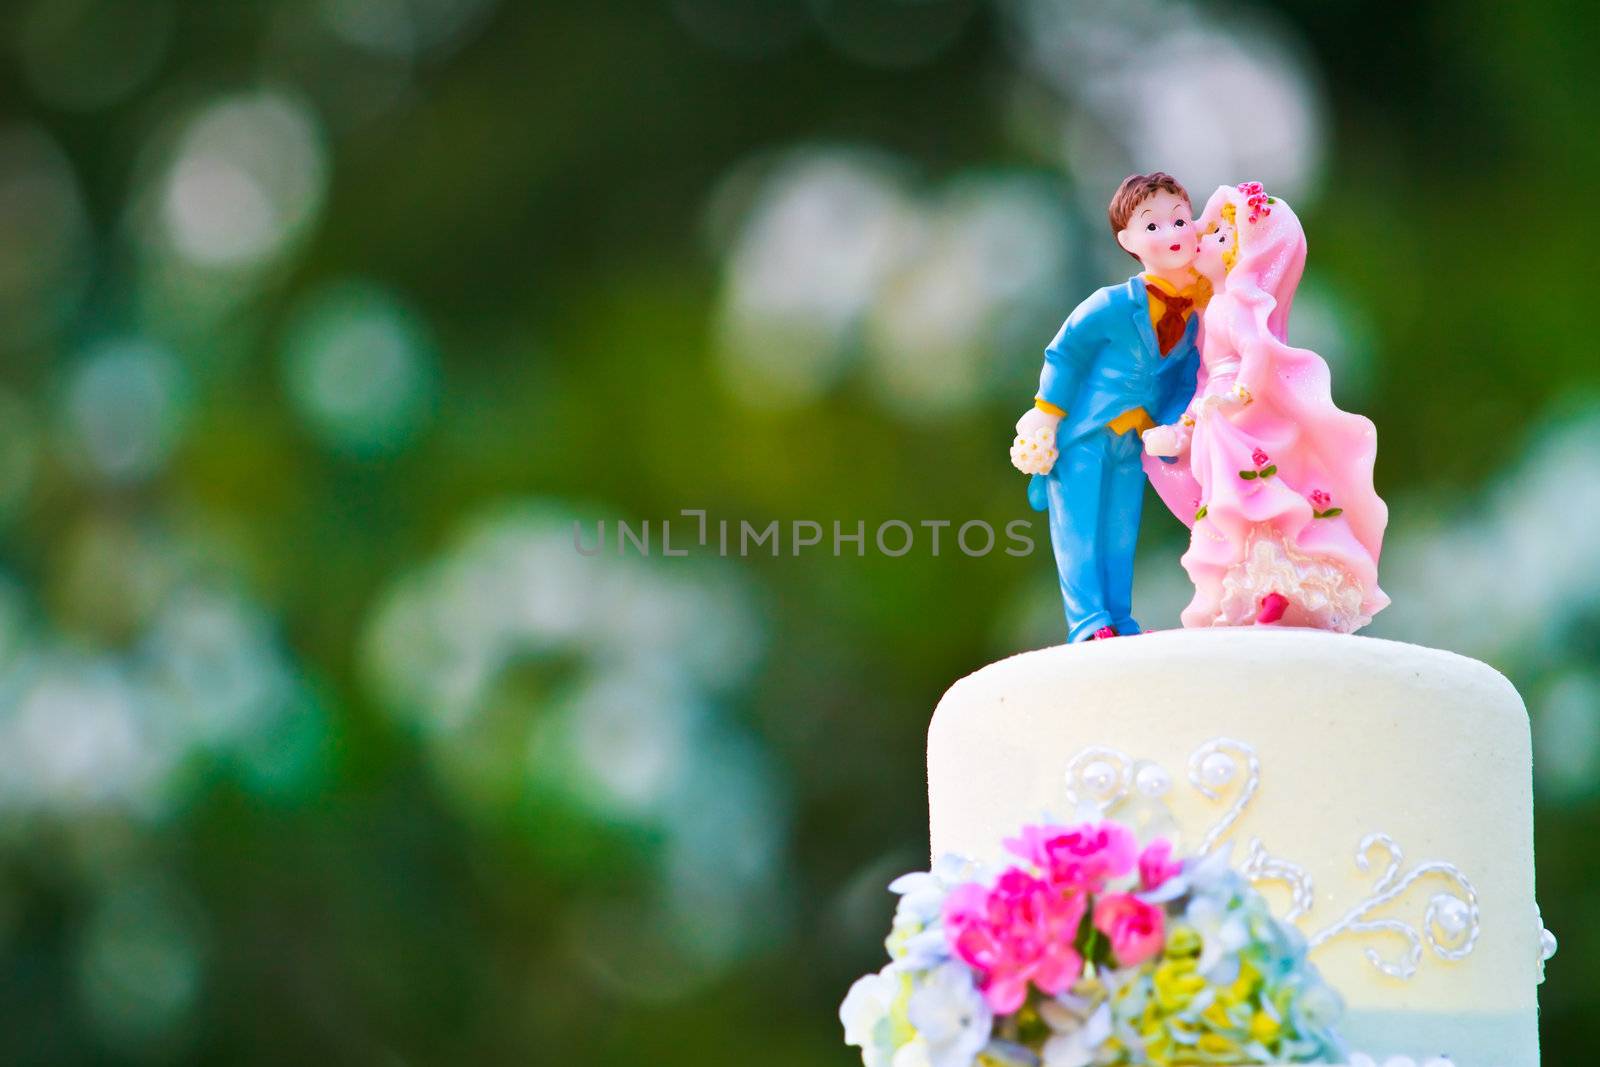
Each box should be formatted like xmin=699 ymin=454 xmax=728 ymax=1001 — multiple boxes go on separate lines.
xmin=1108 ymin=172 xmax=1190 ymax=258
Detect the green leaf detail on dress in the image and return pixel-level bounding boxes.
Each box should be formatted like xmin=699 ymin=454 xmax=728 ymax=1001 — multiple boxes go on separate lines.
xmin=1239 ymin=469 xmax=1258 ymax=480
xmin=1195 ymin=505 xmax=1208 ymax=521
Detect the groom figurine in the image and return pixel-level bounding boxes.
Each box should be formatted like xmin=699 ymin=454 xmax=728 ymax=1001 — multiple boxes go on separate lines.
xmin=1013 ymin=172 xmax=1202 ymax=642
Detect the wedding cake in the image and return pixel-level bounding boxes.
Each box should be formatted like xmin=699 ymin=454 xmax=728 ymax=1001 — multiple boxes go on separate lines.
xmin=839 ymin=176 xmax=1554 ymax=1067
xmin=925 ymin=628 xmax=1550 ymax=1067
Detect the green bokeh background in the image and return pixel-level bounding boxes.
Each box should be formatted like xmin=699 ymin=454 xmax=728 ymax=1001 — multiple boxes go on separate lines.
xmin=0 ymin=0 xmax=1593 ymax=1063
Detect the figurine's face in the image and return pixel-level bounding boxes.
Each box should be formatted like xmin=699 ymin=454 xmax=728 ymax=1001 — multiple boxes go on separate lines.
xmin=1195 ymin=214 xmax=1236 ymax=281
xmin=1116 ymin=190 xmax=1197 ymax=273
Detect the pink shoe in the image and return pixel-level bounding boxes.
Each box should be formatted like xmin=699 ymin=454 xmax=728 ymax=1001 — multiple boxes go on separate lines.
xmin=1092 ymin=626 xmax=1117 ymax=640
xmin=1257 ymin=592 xmax=1289 ymax=625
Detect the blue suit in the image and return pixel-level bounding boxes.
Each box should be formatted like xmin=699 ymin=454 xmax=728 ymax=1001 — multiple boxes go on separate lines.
xmin=1028 ymin=277 xmax=1200 ymax=642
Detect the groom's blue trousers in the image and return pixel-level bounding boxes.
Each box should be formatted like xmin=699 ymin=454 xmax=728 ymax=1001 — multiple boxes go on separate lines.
xmin=1044 ymin=425 xmax=1145 ymax=642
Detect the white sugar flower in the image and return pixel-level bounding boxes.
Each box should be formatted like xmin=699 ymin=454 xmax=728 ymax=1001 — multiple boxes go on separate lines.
xmin=1040 ymin=1000 xmax=1112 ymax=1067
xmin=841 ymin=966 xmax=901 ymax=1066
xmin=891 ymin=1038 xmax=933 ymax=1067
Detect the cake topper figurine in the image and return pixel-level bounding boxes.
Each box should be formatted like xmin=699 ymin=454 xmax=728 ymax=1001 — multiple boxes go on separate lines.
xmin=1010 ymin=173 xmax=1203 ymax=642
xmin=1012 ymin=176 xmax=1388 ymax=639
xmin=1141 ymin=183 xmax=1388 ymax=632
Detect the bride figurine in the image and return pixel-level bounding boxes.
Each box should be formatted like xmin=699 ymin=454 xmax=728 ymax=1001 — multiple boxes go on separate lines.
xmin=1142 ymin=183 xmax=1389 ymax=633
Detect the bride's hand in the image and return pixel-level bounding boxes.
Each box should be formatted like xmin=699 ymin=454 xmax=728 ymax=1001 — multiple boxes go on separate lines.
xmin=1143 ymin=424 xmax=1185 ymax=458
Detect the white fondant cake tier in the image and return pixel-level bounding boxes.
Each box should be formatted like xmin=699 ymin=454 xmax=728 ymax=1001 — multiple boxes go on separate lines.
xmin=927 ymin=628 xmax=1541 ymax=1067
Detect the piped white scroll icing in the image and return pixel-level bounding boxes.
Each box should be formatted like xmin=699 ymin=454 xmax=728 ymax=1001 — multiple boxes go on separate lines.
xmin=1063 ymin=736 xmax=1484 ymax=980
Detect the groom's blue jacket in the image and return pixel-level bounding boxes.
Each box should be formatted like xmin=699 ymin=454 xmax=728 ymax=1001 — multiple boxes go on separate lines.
xmin=1027 ymin=277 xmax=1201 ymax=510
xmin=1038 ymin=276 xmax=1200 ymax=448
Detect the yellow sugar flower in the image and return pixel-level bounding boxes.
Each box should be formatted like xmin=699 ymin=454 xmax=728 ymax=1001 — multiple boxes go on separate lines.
xmin=1198 ymin=1030 xmax=1246 ymax=1058
xmin=1201 ymin=997 xmax=1235 ymax=1032
xmin=1152 ymin=958 xmax=1206 ymax=1012
xmin=1223 ymin=960 xmax=1260 ymax=1005
xmin=1249 ymin=1008 xmax=1282 ymax=1045
xmin=1164 ymin=925 xmax=1202 ymax=959
xmin=888 ymin=971 xmax=916 ymax=1047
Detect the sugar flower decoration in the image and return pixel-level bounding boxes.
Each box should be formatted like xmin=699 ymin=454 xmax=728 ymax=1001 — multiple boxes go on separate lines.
xmin=1003 ymin=820 xmax=1137 ymax=893
xmin=904 ymin=963 xmax=993 ymax=1067
xmin=1240 ymin=447 xmax=1278 ymax=481
xmin=843 ymin=817 xmax=1349 ymax=1067
xmin=1236 ymin=180 xmax=1274 ymax=225
xmin=1092 ymin=892 xmax=1166 ymax=966
xmin=944 ymin=869 xmax=1087 ymax=1013
xmin=1138 ymin=839 xmax=1183 ymax=891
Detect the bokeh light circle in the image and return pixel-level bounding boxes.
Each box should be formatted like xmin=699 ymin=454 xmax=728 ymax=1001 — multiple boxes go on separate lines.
xmin=280 ymin=279 xmax=439 ymax=456
xmin=158 ymin=92 xmax=329 ymax=269
xmin=59 ymin=339 xmax=188 ymax=486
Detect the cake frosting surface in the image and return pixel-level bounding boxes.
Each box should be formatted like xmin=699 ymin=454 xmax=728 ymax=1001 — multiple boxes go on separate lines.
xmin=927 ymin=628 xmax=1541 ymax=1067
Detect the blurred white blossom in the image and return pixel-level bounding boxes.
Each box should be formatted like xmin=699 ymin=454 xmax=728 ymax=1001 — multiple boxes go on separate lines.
xmin=0 ymin=538 xmax=322 ymax=820
xmin=714 ymin=151 xmax=1075 ymax=415
xmin=1374 ymin=407 xmax=1600 ymax=659
xmin=1005 ymin=0 xmax=1327 ymax=208
xmin=154 ymin=91 xmax=329 ymax=270
xmin=0 ymin=655 xmax=170 ymax=818
xmin=715 ymin=150 xmax=914 ymax=408
xmin=363 ymin=502 xmax=786 ymax=993
xmin=865 ymin=176 xmax=1074 ymax=416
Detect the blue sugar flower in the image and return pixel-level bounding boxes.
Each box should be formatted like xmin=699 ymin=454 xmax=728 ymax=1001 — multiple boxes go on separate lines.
xmin=887 ymin=854 xmax=980 ymax=973
xmin=897 ymin=927 xmax=951 ymax=973
xmin=891 ymin=854 xmax=978 ymax=925
xmin=906 ymin=962 xmax=993 ymax=1067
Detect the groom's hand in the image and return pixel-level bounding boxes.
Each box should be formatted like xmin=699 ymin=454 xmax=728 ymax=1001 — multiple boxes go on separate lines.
xmin=1015 ymin=405 xmax=1061 ymax=439
xmin=1011 ymin=406 xmax=1061 ymax=475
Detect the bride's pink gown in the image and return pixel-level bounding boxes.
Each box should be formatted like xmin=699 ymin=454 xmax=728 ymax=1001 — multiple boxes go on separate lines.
xmin=1144 ymin=187 xmax=1388 ymax=632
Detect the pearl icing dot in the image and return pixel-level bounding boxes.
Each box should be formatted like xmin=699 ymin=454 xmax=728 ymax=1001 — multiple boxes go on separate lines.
xmin=1082 ymin=759 xmax=1117 ymax=794
xmin=1198 ymin=751 xmax=1235 ymax=788
xmin=1434 ymin=895 xmax=1470 ymax=937
xmin=1134 ymin=763 xmax=1171 ymax=798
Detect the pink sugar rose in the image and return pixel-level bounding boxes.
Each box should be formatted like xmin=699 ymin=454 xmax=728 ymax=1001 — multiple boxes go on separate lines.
xmin=1310 ymin=488 xmax=1332 ymax=510
xmin=1137 ymin=839 xmax=1183 ymax=891
xmin=1251 ymin=447 xmax=1270 ymax=467
xmin=943 ymin=868 xmax=1087 ymax=1014
xmin=1002 ymin=821 xmax=1137 ymax=893
xmin=1092 ymin=892 xmax=1166 ymax=967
